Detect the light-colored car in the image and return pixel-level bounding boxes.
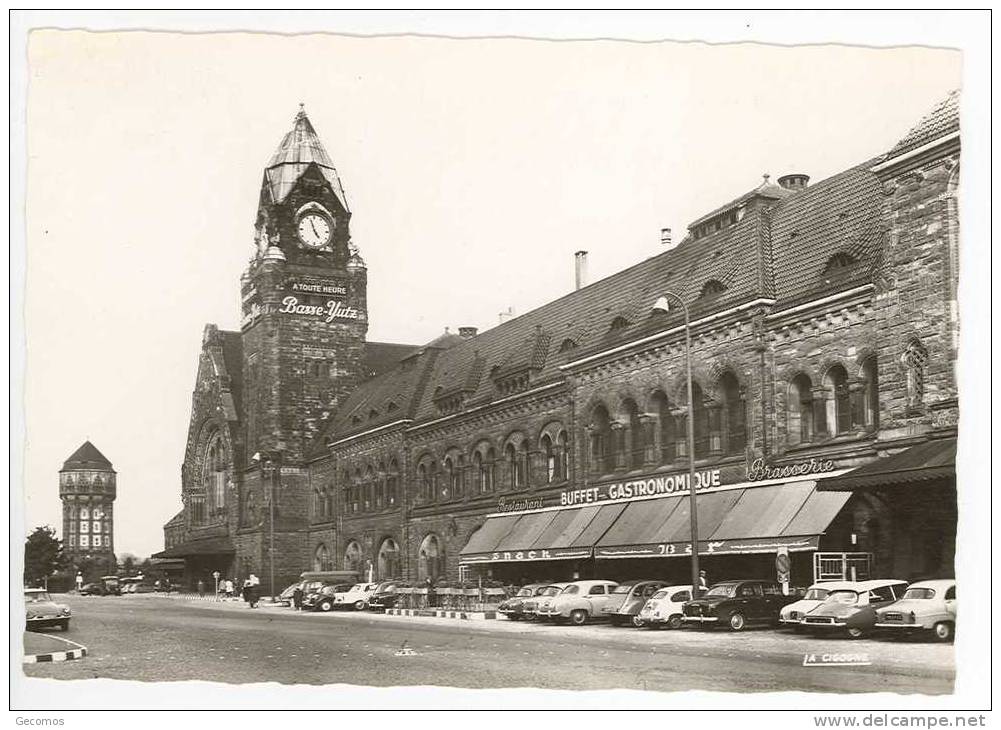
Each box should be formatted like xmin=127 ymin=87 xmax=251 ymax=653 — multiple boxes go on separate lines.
xmin=25 ymin=588 xmax=72 ymax=631
xmin=874 ymin=579 xmax=956 ymax=642
xmin=536 ymin=580 xmax=620 ymax=625
xmin=332 ymin=582 xmax=379 ymax=610
xmin=521 ymin=583 xmax=571 ymax=621
xmin=601 ymin=580 xmax=671 ymax=627
xmin=635 ymin=585 xmax=701 ymax=629
xmin=779 ymin=582 xmax=847 ymax=628
xmin=800 ymin=579 xmax=908 ymax=639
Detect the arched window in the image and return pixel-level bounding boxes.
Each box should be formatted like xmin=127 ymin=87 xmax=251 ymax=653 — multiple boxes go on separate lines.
xmin=686 ymin=383 xmax=711 ymax=459
xmin=610 ymin=316 xmax=631 ymax=332
xmin=824 ymin=365 xmax=852 ymax=436
xmin=343 ymin=540 xmax=363 ymax=574
xmin=860 ymin=356 xmax=879 ymax=430
xmin=202 ymin=431 xmax=228 ymax=518
xmin=541 ymin=434 xmax=556 ymax=483
xmin=700 ymin=280 xmax=727 ymax=298
xmin=504 ymin=438 xmax=526 ymax=489
xmin=788 ymin=374 xmax=814 ymax=446
xmin=456 ymin=455 xmax=466 ymax=498
xmin=589 ymin=404 xmax=613 ymax=474
xmin=386 ymin=459 xmax=399 ymax=507
xmin=651 ymin=391 xmax=677 ymax=464
xmin=418 ymin=461 xmax=431 ymax=503
xmin=377 ymin=538 xmax=400 ymax=579
xmin=417 ymin=533 xmax=445 ymax=582
xmin=902 ymin=339 xmax=929 ymax=409
xmin=557 ymin=430 xmax=569 ymax=481
xmin=314 ymin=543 xmax=332 ymax=572
xmin=824 ymin=252 xmax=858 ymax=273
xmin=313 ymin=487 xmax=323 ymax=520
xmin=719 ymin=372 xmax=746 ymax=455
xmin=364 ymin=466 xmax=376 ymax=511
xmin=443 ymin=456 xmax=456 ymax=501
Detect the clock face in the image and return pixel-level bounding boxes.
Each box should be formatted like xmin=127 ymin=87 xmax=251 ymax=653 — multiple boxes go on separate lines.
xmin=297 ymin=213 xmax=333 ymax=248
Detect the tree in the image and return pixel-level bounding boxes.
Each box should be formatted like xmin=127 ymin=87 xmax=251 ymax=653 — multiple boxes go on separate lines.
xmin=119 ymin=553 xmax=139 ymax=574
xmin=24 ymin=526 xmax=66 ymax=587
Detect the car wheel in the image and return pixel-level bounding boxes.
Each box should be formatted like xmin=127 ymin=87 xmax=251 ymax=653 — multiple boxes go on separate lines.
xmin=792 ymin=625 xmax=805 ymax=634
xmin=354 ymin=600 xmax=366 ymax=611
xmin=508 ymin=614 xmax=522 ymax=621
xmin=728 ymin=612 xmax=746 ymax=631
xmin=569 ymin=609 xmax=588 ymax=626
xmin=846 ymin=626 xmax=866 ymax=639
xmin=933 ymin=622 xmax=954 ymax=642
xmin=608 ymin=616 xmax=622 ymax=627
xmin=667 ymin=614 xmax=683 ymax=630
xmin=631 ymin=615 xmax=645 ymax=629
xmin=59 ymin=620 xmax=69 ymax=631
xmin=318 ymin=600 xmax=333 ymax=612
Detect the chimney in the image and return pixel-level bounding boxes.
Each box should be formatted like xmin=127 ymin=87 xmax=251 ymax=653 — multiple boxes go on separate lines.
xmin=777 ymin=173 xmax=810 ymax=190
xmin=498 ymin=307 xmax=516 ymax=325
xmin=574 ymin=250 xmax=588 ymax=291
xmin=661 ymin=228 xmax=672 ymax=247
xmin=458 ymin=326 xmax=478 ymax=339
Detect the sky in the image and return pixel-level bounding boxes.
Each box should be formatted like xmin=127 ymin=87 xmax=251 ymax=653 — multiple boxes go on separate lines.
xmin=22 ymin=30 xmax=961 ymax=559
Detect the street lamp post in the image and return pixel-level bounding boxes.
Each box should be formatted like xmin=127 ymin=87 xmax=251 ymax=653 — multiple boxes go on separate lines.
xmin=252 ymin=450 xmax=282 ymax=603
xmin=652 ymin=292 xmax=701 ymax=599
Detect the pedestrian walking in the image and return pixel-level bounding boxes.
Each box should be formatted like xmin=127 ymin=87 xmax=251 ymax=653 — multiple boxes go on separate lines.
xmin=197 ymin=579 xmax=205 ymax=597
xmin=75 ymin=572 xmax=83 ymax=592
xmin=292 ymin=583 xmax=303 ymax=611
xmin=425 ymin=577 xmax=436 ymax=609
xmin=224 ymin=578 xmax=234 ymax=598
xmin=699 ymin=570 xmax=708 ymax=592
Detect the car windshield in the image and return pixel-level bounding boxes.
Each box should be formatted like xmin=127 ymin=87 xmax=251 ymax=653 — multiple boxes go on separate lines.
xmin=349 ymin=584 xmax=365 ymax=592
xmin=539 ymin=586 xmax=562 ymax=597
xmin=24 ymin=591 xmax=51 ymax=603
xmin=320 ymin=586 xmax=337 ymax=595
xmin=804 ymin=588 xmax=831 ymax=601
xmin=516 ymin=588 xmax=534 ymax=597
xmin=902 ymin=587 xmax=936 ymax=600
xmin=561 ymin=585 xmax=580 ymax=595
xmin=651 ymin=589 xmax=669 ymax=600
xmin=612 ymin=584 xmax=634 ymax=594
xmin=827 ymin=590 xmax=860 ymax=605
xmin=706 ymin=584 xmax=737 ymax=598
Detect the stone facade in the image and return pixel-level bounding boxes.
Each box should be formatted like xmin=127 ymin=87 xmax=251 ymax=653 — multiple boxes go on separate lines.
xmin=163 ymin=94 xmax=960 ymax=591
xmin=60 ymin=442 xmax=117 ymax=578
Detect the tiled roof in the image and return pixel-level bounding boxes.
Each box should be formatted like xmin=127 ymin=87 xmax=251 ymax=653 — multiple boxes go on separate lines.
xmin=62 ymin=441 xmax=113 ymax=471
xmin=264 ymin=107 xmax=349 ymax=211
xmin=688 ymin=178 xmax=791 ymax=230
xmin=884 ymin=90 xmax=960 ymax=160
xmin=164 ymin=509 xmax=185 ymax=528
xmin=365 ymin=341 xmax=421 ymax=378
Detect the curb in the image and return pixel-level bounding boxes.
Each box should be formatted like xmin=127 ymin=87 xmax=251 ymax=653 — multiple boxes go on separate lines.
xmin=23 ymin=634 xmax=88 ymax=664
xmin=385 ymin=608 xmax=497 ymax=620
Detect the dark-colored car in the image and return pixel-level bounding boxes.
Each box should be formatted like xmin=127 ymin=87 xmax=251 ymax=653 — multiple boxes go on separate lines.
xmin=301 ymin=583 xmax=354 ymax=612
xmin=497 ymin=583 xmax=548 ymax=620
xmin=601 ymin=580 xmax=671 ymax=627
xmin=367 ymin=581 xmax=400 ymax=611
xmin=683 ymin=579 xmax=797 ymax=631
xmin=78 ymin=581 xmax=109 ymax=596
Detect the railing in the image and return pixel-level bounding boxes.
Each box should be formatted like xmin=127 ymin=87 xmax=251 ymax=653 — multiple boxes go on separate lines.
xmin=392 ymin=584 xmax=513 ymax=612
xmin=813 ymin=552 xmax=872 ymax=582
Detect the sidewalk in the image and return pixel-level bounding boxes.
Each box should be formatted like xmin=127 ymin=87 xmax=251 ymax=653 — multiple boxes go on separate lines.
xmin=23 ymin=631 xmax=88 ymax=663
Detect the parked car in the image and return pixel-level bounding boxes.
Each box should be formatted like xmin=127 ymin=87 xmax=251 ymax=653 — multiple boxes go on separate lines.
xmin=25 ymin=588 xmax=72 ymax=631
xmin=521 ymin=583 xmax=571 ymax=621
xmin=277 ymin=582 xmax=301 ymax=606
xmin=800 ymin=579 xmax=908 ymax=639
xmin=497 ymin=583 xmax=548 ymax=620
xmin=367 ymin=581 xmax=401 ymax=611
xmin=779 ymin=582 xmax=844 ymax=629
xmin=602 ymin=580 xmax=671 ymax=627
xmin=536 ymin=580 xmax=620 ymax=625
xmin=683 ymin=579 xmax=797 ymax=631
xmin=874 ymin=579 xmax=956 ymax=642
xmin=635 ymin=585 xmax=702 ymax=629
xmin=78 ymin=581 xmax=108 ymax=596
xmin=332 ymin=582 xmax=379 ymax=610
xmin=301 ymin=583 xmax=354 ymax=612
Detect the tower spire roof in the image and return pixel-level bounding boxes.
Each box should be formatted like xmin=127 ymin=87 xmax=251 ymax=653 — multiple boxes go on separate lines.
xmin=61 ymin=440 xmax=113 ymax=471
xmin=263 ymin=106 xmax=349 ymax=211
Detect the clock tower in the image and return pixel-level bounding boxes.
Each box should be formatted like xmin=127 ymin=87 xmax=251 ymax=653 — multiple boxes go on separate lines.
xmin=240 ymin=106 xmax=368 ymax=466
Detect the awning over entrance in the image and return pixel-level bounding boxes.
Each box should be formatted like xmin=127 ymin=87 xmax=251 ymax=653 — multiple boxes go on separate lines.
xmin=593 ymin=480 xmax=851 ymax=559
xmin=459 ymin=503 xmax=627 ymax=564
xmin=151 ymin=535 xmax=235 ymax=559
xmin=820 ymin=438 xmax=956 ymax=491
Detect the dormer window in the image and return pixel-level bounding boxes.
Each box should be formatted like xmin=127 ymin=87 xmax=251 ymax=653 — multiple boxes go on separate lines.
xmin=700 ymin=280 xmax=727 ymax=298
xmin=824 ymin=252 xmax=858 ymax=272
xmin=351 ymin=414 xmax=362 ymax=426
xmin=610 ymin=316 xmax=630 ymax=332
xmin=368 ymin=409 xmax=379 ymax=420
xmin=387 ymin=401 xmax=398 ymax=413
xmin=559 ymin=338 xmax=578 ymax=353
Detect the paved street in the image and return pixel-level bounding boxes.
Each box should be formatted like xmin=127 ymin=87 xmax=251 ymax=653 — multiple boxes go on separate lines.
xmin=23 ymin=595 xmax=954 ymax=694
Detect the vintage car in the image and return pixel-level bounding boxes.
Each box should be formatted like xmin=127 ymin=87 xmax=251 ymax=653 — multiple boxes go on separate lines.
xmin=779 ymin=582 xmax=845 ymax=629
xmin=800 ymin=579 xmax=908 ymax=639
xmin=536 ymin=580 xmax=620 ymax=625
xmin=683 ymin=579 xmax=797 ymax=631
xmin=78 ymin=581 xmax=109 ymax=596
xmin=277 ymin=582 xmax=302 ymax=606
xmin=25 ymin=588 xmax=72 ymax=631
xmin=332 ymin=582 xmax=380 ymax=610
xmin=874 ymin=579 xmax=956 ymax=642
xmin=301 ymin=583 xmax=354 ymax=612
xmin=521 ymin=583 xmax=572 ymax=621
xmin=635 ymin=585 xmax=702 ymax=629
xmin=601 ymin=580 xmax=671 ymax=627
xmin=366 ymin=581 xmax=401 ymax=611
xmin=497 ymin=583 xmax=548 ymax=620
